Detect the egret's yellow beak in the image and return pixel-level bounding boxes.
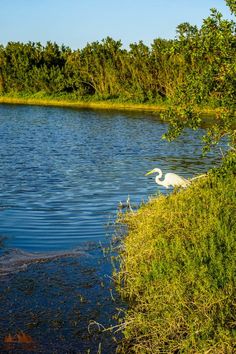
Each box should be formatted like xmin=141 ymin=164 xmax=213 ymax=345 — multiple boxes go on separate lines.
xmin=145 ymin=169 xmax=155 ymax=176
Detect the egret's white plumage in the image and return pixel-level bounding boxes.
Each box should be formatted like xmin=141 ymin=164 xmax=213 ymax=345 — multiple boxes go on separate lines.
xmin=145 ymin=168 xmax=190 ymax=188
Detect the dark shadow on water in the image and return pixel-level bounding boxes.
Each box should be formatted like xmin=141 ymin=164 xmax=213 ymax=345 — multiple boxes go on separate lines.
xmin=0 ymin=245 xmax=124 ymax=353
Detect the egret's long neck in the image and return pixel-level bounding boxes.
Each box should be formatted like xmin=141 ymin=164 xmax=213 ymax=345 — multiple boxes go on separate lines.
xmin=155 ymin=176 xmax=165 ymax=186
xmin=155 ymin=170 xmax=164 ymax=185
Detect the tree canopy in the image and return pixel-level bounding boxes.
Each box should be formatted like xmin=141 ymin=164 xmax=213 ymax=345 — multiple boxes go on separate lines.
xmin=226 ymin=0 xmax=236 ymax=14
xmin=162 ymin=7 xmax=236 ymax=151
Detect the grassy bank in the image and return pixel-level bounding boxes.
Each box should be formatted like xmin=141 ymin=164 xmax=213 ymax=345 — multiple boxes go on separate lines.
xmin=0 ymin=93 xmax=221 ymax=117
xmin=115 ymin=152 xmax=236 ymax=353
xmin=0 ymin=93 xmax=167 ymax=114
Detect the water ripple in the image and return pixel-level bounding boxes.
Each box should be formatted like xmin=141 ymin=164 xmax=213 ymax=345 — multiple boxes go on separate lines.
xmin=0 ymin=105 xmax=225 ymax=253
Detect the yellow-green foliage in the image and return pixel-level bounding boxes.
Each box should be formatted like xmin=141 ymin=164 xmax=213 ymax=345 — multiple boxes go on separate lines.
xmin=0 ymin=94 xmax=166 ymax=113
xmin=115 ymin=153 xmax=236 ymax=353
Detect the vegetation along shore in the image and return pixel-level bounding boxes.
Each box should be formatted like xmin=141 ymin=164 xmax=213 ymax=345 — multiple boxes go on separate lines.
xmin=0 ymin=93 xmax=167 ymax=113
xmin=0 ymin=2 xmax=235 ymax=149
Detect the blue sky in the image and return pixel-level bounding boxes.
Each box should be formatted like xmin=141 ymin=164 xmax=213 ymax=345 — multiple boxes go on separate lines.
xmin=0 ymin=0 xmax=233 ymax=49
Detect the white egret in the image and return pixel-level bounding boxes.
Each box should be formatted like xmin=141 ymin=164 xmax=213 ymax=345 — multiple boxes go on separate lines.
xmin=145 ymin=168 xmax=191 ymax=188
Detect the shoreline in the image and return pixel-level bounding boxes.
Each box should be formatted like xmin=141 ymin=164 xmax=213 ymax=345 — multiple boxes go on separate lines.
xmin=0 ymin=95 xmax=166 ymax=113
xmin=0 ymin=95 xmax=219 ymax=116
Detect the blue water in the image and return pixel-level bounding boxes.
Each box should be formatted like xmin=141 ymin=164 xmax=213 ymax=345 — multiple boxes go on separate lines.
xmin=0 ymin=104 xmax=223 ymax=252
xmin=0 ymin=104 xmax=226 ymax=352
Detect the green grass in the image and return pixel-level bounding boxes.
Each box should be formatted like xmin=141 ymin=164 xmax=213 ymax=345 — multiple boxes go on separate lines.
xmin=115 ymin=152 xmax=236 ymax=353
xmin=0 ymin=92 xmax=222 ymax=117
xmin=0 ymin=92 xmax=167 ymax=114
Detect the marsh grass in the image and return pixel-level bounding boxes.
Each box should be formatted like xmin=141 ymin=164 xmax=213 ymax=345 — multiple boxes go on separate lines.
xmin=0 ymin=93 xmax=221 ymax=117
xmin=0 ymin=92 xmax=167 ymax=113
xmin=115 ymin=152 xmax=236 ymax=353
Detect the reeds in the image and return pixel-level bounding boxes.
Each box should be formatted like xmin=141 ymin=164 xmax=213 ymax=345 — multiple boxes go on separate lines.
xmin=0 ymin=93 xmax=220 ymax=117
xmin=0 ymin=93 xmax=166 ymax=113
